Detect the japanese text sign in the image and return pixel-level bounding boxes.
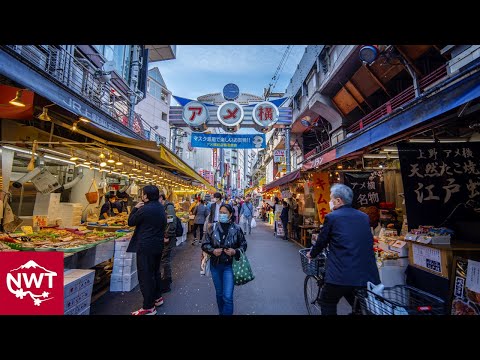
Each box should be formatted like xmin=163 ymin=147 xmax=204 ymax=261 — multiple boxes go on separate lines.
xmin=191 ymin=133 xmax=266 ymax=149
xmin=344 ymin=171 xmax=385 ymax=208
xmin=313 ymin=172 xmax=331 ymax=223
xmin=398 ymin=143 xmax=480 ymax=229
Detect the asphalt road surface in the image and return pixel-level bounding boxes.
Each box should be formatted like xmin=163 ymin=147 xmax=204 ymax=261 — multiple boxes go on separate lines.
xmin=90 ymin=220 xmax=351 ymax=315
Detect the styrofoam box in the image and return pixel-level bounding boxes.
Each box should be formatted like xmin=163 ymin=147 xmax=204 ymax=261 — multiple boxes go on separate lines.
xmin=78 ymin=306 xmax=90 ymax=315
xmin=114 ymin=251 xmax=134 ymax=260
xmin=64 ymin=269 xmax=95 ymax=291
xmin=65 ymin=297 xmax=90 ymax=315
xmin=64 ymin=284 xmax=93 ymax=313
xmin=96 ymin=241 xmax=115 ymax=252
xmin=110 ymin=271 xmax=139 ymax=292
xmin=64 ymin=275 xmax=80 ymax=298
xmin=383 ymin=257 xmax=409 ymax=267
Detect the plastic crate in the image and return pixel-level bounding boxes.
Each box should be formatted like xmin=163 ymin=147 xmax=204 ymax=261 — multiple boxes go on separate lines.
xmin=299 ymin=248 xmax=326 ymax=276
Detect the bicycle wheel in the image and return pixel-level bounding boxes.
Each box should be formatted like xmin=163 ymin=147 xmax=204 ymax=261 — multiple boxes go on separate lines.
xmin=304 ymin=275 xmax=323 ymax=315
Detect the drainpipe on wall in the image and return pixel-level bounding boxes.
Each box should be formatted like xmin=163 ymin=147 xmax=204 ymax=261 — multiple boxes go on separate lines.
xmin=402 ymin=60 xmax=421 ymax=98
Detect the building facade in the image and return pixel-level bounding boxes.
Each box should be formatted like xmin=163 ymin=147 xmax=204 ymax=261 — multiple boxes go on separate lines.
xmin=0 ymin=45 xmax=176 ymax=140
xmin=135 ymin=67 xmax=171 ymax=146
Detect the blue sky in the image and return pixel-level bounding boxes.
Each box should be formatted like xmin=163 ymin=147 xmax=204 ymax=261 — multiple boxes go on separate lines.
xmin=150 ymin=45 xmax=307 ymax=101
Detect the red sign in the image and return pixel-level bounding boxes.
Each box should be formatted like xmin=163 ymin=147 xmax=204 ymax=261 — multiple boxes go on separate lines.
xmin=0 ymin=252 xmax=64 ymax=315
xmin=302 ymin=149 xmax=337 ymax=171
xmin=212 ymin=148 xmax=218 ymax=169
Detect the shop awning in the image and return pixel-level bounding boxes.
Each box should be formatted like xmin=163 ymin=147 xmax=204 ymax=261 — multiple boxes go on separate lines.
xmin=45 ymin=118 xmax=216 ymax=192
xmin=263 ymin=169 xmax=301 ymax=192
xmin=159 ymin=146 xmax=216 ymax=192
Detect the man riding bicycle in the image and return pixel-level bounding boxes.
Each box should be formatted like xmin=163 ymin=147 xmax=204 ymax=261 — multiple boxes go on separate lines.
xmin=307 ymin=183 xmax=380 ymax=315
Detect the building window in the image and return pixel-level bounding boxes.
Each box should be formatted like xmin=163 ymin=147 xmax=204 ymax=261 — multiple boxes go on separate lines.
xmin=94 ymin=45 xmax=132 ymax=82
xmin=162 ymin=113 xmax=168 ymax=122
xmin=176 ymin=147 xmax=183 ymax=158
xmin=161 ymin=91 xmax=168 ymax=103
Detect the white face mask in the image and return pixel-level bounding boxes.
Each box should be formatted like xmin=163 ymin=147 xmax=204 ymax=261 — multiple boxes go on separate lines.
xmin=329 ymin=200 xmax=335 ymax=211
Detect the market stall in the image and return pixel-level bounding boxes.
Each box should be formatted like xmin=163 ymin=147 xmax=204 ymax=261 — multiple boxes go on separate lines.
xmin=0 ymin=118 xmax=215 ymax=314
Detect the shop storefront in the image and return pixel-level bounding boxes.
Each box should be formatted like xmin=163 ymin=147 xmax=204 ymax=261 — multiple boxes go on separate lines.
xmin=0 ymin=86 xmax=213 ymax=314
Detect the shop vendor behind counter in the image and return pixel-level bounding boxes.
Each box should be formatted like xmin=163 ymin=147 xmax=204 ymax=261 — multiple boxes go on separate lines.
xmin=99 ymin=194 xmax=119 ymax=220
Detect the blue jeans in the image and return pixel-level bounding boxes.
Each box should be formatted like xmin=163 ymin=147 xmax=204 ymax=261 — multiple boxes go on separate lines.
xmin=210 ymin=262 xmax=234 ymax=315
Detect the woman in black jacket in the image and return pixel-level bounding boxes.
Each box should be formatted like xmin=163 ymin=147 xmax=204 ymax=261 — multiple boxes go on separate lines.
xmin=201 ymin=203 xmax=247 ymax=315
xmin=280 ymin=200 xmax=289 ymax=240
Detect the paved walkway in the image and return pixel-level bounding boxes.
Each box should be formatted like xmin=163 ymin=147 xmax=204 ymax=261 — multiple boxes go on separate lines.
xmin=90 ymin=220 xmax=351 ymax=315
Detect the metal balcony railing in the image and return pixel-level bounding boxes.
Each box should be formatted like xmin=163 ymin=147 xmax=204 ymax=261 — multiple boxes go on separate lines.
xmin=304 ymin=140 xmax=331 ymax=160
xmin=346 ymin=64 xmax=448 ymax=134
xmin=4 ymin=45 xmax=171 ymax=143
xmin=5 ymin=45 xmax=133 ymax=123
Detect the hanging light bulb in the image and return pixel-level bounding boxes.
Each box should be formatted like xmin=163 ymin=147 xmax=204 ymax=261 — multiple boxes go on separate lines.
xmin=107 ymin=152 xmax=115 ymax=164
xmin=72 ymin=121 xmax=79 ymax=131
xmin=99 ymin=151 xmax=106 ymax=160
xmin=100 ymin=161 xmax=107 ymax=167
xmin=115 ymin=156 xmax=123 ymax=166
xmin=69 ymin=149 xmax=78 ymax=161
xmin=83 ymin=156 xmax=91 ymax=165
xmin=145 ymin=167 xmax=151 ymax=175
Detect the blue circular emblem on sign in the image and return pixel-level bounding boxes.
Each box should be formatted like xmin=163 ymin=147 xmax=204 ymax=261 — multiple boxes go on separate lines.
xmin=223 ymin=83 xmax=240 ymax=101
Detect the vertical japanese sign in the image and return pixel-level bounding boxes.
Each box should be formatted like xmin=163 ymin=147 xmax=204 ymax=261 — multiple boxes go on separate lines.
xmin=344 ymin=171 xmax=385 ymax=227
xmin=312 ymin=172 xmax=331 ymax=223
xmin=344 ymin=172 xmax=385 ymax=208
xmin=397 ymin=143 xmax=480 ymax=229
xmin=451 ymin=257 xmax=480 ymax=315
xmin=212 ymin=148 xmax=218 ymax=169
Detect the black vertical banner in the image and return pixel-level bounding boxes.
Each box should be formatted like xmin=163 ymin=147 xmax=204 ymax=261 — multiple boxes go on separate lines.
xmin=398 ymin=142 xmax=480 ymax=230
xmin=344 ymin=171 xmax=386 ymax=209
xmin=344 ymin=172 xmax=385 ymax=227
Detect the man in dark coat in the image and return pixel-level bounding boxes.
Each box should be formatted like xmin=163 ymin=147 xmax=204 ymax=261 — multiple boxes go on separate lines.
xmin=127 ymin=185 xmax=167 ymax=315
xmin=307 ymin=183 xmax=380 ymax=315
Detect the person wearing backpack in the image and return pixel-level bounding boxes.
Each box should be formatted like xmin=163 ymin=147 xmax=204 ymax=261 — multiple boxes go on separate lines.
xmin=239 ymin=196 xmax=254 ymax=235
xmin=159 ymin=192 xmax=179 ymax=293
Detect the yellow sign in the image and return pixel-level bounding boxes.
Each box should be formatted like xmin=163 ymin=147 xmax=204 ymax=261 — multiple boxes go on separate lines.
xmin=259 ymin=177 xmax=266 ymax=186
xmin=312 ymin=172 xmax=331 ymax=223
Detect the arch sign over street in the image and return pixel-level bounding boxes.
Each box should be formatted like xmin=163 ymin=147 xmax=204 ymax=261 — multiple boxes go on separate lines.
xmin=169 ymin=84 xmax=292 ymax=133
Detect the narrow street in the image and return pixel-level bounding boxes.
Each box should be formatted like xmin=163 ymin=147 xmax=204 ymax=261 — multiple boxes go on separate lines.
xmin=91 ymin=221 xmax=351 ymax=315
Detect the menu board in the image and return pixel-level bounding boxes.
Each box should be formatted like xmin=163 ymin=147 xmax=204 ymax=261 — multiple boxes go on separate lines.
xmin=451 ymin=257 xmax=480 ymax=315
xmin=412 ymin=243 xmax=442 ymax=274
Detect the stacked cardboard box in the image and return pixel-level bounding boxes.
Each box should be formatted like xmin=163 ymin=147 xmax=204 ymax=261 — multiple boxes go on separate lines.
xmin=64 ymin=269 xmax=95 ymax=315
xmin=57 ymin=203 xmax=83 ymax=228
xmin=110 ymin=238 xmax=138 ymax=292
xmin=94 ymin=239 xmax=115 ymax=265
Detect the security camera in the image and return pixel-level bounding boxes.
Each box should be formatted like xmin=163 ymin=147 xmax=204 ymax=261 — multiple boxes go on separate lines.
xmin=12 ymin=166 xmax=44 ymax=188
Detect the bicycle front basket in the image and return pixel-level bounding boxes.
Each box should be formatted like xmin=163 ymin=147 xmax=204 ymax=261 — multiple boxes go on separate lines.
xmin=299 ymin=248 xmax=326 ymax=276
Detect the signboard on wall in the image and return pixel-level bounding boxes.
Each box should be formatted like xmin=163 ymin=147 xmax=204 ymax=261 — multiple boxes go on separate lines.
xmin=274 ymin=150 xmax=286 ymax=163
xmin=312 ymin=172 xmax=330 ymax=223
xmin=344 ymin=171 xmax=385 ymax=227
xmin=191 ymin=133 xmax=266 ymax=149
xmin=398 ymin=142 xmax=480 ymax=229
xmin=212 ymin=148 xmax=218 ymax=169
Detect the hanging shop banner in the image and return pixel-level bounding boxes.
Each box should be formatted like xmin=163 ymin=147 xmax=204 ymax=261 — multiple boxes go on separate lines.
xmin=398 ymin=142 xmax=480 ymax=230
xmin=274 ymin=150 xmax=286 ymax=163
xmin=344 ymin=171 xmax=385 ymax=227
xmin=191 ymin=133 xmax=266 ymax=149
xmin=212 ymin=148 xmax=218 ymax=169
xmin=280 ymin=185 xmax=292 ymax=198
xmin=312 ymin=172 xmax=331 ymax=223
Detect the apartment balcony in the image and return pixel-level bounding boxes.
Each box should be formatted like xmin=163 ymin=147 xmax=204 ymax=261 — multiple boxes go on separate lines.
xmin=3 ymin=45 xmax=134 ymax=126
xmin=346 ymin=64 xmax=448 ymax=133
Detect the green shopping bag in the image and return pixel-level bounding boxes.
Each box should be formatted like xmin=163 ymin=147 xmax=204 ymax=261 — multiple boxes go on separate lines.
xmin=232 ymin=249 xmax=254 ymax=285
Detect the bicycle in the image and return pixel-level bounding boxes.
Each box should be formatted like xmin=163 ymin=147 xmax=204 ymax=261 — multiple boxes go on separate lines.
xmin=299 ymin=248 xmax=327 ymax=315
